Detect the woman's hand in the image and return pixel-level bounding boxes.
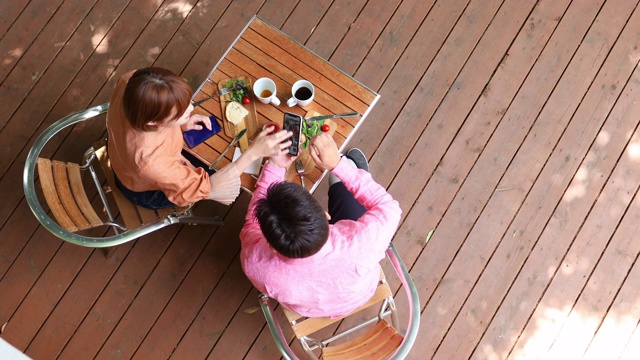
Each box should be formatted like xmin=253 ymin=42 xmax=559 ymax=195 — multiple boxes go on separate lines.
xmin=246 ymin=127 xmax=293 ymax=159
xmin=269 ymin=152 xmax=296 ymax=168
xmin=309 ymin=133 xmax=341 ymax=171
xmin=233 ymin=127 xmax=293 ymax=173
xmin=181 ymin=114 xmax=211 ymax=132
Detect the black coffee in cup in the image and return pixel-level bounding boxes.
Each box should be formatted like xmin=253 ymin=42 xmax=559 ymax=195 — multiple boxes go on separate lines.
xmin=294 ymin=87 xmax=313 ymax=101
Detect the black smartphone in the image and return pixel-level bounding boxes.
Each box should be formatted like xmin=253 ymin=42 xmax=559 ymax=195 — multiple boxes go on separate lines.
xmin=283 ymin=112 xmax=303 ymax=156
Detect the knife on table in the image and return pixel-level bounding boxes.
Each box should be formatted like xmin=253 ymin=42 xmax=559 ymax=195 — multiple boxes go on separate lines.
xmin=209 ymin=128 xmax=247 ymax=169
xmin=305 ymin=112 xmax=360 ymax=123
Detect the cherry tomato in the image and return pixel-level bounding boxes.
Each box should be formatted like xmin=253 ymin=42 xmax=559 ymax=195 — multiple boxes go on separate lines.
xmin=321 ymin=124 xmax=330 ymax=132
xmin=242 ymin=96 xmax=251 ymax=104
xmin=264 ymin=123 xmax=280 ymax=135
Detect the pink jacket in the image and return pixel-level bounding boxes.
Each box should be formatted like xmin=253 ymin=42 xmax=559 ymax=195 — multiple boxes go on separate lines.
xmin=240 ymin=158 xmax=402 ymax=318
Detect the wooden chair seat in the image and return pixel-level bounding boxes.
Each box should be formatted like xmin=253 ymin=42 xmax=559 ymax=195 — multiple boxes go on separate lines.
xmin=93 ymin=139 xmax=192 ymax=230
xmin=282 ymin=270 xmax=393 ymax=339
xmin=322 ymin=320 xmax=403 ymax=360
xmin=259 ymin=244 xmax=420 ymax=360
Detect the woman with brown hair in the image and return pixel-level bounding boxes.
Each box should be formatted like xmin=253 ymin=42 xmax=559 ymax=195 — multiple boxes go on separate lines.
xmin=106 ymin=67 xmax=291 ymax=209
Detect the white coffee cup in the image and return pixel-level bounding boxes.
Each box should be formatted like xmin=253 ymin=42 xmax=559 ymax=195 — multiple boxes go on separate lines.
xmin=253 ymin=78 xmax=281 ymax=106
xmin=287 ymin=80 xmax=314 ymax=107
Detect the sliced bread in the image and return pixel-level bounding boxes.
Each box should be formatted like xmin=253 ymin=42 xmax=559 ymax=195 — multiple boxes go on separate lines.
xmin=225 ymin=101 xmax=249 ymax=125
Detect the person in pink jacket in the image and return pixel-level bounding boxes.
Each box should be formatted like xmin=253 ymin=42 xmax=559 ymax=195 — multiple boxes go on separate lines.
xmin=240 ymin=133 xmax=402 ymax=318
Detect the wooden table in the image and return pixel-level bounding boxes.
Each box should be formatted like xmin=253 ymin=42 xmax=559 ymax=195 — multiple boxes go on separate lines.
xmin=185 ymin=16 xmax=379 ymax=193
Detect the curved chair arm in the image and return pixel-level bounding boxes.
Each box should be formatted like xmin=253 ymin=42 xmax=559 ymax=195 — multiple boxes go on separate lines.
xmin=386 ymin=242 xmax=421 ymax=359
xmin=259 ymin=242 xmax=421 ymax=360
xmin=23 ymin=103 xmax=183 ymax=248
xmin=259 ymin=294 xmax=299 ymax=360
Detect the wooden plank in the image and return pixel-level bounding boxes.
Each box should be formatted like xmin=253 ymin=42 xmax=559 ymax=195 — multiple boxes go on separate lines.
xmin=24 ymin=243 xmax=130 ymax=358
xmin=583 ymin=252 xmax=640 ymax=358
xmin=169 ymin=255 xmax=254 ymax=359
xmin=94 ymin=215 xmax=212 ymax=359
xmin=410 ymin=0 xmax=626 ymax=356
xmin=251 ymin=19 xmax=378 ymax=105
xmin=278 ymin=0 xmax=332 ymax=46
xmin=0 ymin=0 xmax=63 ymax=88
xmin=303 ymin=0 xmax=368 ymax=60
xmin=0 ymin=197 xmax=47 ymax=276
xmin=131 ymin=199 xmax=246 ymax=359
xmin=509 ymin=70 xmax=640 ymax=360
xmin=154 ymin=0 xmax=234 ymax=73
xmin=327 ymin=0 xmax=404 ymax=76
xmin=137 ymin=206 xmax=159 ymax=224
xmin=52 ymin=160 xmax=90 ymax=230
xmin=67 ymin=162 xmax=103 ymax=228
xmin=546 ymin=171 xmax=640 ymax=357
xmin=0 ymin=0 xmax=29 ymax=37
xmin=5 ymin=1 xmax=640 ymax=359
xmin=0 ymin=228 xmax=62 ymax=331
xmin=473 ymin=2 xmax=640 ymax=357
xmin=36 ymin=158 xmax=77 ymax=231
xmin=181 ymin=0 xmax=264 ymax=88
xmin=1 ymin=242 xmax=92 ymax=350
xmin=0 ymin=0 xmax=130 ymax=230
xmin=56 ymin=226 xmax=180 ymax=359
xmin=204 ymin=290 xmax=268 ymax=360
xmin=234 ymin=33 xmax=370 ymax=116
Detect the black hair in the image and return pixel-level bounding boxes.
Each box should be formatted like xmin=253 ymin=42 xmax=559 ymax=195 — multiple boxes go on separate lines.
xmin=254 ymin=182 xmax=329 ymax=258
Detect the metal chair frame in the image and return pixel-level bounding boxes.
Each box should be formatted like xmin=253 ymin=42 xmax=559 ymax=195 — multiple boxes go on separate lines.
xmin=23 ymin=103 xmax=223 ymax=248
xmin=259 ymin=243 xmax=420 ymax=360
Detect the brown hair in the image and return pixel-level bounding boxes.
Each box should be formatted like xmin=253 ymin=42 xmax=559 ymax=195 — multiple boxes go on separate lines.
xmin=123 ymin=67 xmax=193 ymax=132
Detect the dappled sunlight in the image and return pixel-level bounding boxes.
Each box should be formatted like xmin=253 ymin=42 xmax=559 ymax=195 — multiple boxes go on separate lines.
xmin=595 ymin=130 xmax=610 ymax=146
xmin=627 ymin=140 xmax=640 ymax=160
xmin=159 ymin=1 xmax=194 ymax=19
xmin=562 ymin=130 xmax=614 ymax=203
xmin=583 ymin=311 xmax=640 ymax=359
xmin=91 ymin=28 xmax=109 ymax=54
xmin=512 ymin=303 xmax=640 ymax=359
xmin=510 ymin=305 xmax=571 ymax=358
xmin=564 ymin=129 xmax=640 ymax=205
xmin=3 ymin=47 xmax=23 ymax=66
xmin=146 ymin=46 xmax=162 ymax=62
xmin=563 ymin=166 xmax=588 ymax=202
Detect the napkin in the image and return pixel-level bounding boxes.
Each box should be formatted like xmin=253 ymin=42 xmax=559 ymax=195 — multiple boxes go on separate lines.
xmin=233 ymin=147 xmax=262 ymax=175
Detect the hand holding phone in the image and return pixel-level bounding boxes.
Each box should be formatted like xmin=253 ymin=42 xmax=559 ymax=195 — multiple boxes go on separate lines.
xmin=283 ymin=112 xmax=303 ymax=156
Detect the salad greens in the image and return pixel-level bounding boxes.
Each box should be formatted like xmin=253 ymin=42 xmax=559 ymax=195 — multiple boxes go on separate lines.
xmin=224 ymin=79 xmax=250 ymax=103
xmin=301 ymin=120 xmax=325 ymax=149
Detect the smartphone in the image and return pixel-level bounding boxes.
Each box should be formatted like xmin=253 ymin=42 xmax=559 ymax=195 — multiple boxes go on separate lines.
xmin=183 ymin=116 xmax=222 ymax=148
xmin=283 ymin=112 xmax=303 ymax=156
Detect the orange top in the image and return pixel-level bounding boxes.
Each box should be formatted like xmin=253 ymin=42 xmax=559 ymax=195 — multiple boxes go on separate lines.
xmin=106 ymin=71 xmax=240 ymax=206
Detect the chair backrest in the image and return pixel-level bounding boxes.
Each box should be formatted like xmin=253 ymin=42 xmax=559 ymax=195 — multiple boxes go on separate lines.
xmin=36 ymin=157 xmax=104 ymax=232
xmin=23 ymin=103 xmax=223 ymax=249
xmin=259 ymin=243 xmax=420 ymax=360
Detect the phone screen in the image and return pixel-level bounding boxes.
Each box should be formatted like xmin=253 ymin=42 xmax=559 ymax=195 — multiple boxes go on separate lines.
xmin=283 ymin=112 xmax=303 ymax=156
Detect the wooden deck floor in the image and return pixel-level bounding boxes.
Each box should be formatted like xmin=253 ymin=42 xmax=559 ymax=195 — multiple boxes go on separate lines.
xmin=2 ymin=0 xmax=640 ymax=359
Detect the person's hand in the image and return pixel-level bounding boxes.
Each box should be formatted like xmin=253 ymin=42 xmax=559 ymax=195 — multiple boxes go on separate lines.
xmin=269 ymin=153 xmax=296 ymax=168
xmin=309 ymin=133 xmax=341 ymax=170
xmin=181 ymin=114 xmax=211 ymax=131
xmin=246 ymin=127 xmax=293 ymax=159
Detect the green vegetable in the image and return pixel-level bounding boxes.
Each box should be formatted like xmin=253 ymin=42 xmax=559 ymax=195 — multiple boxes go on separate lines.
xmin=224 ymin=79 xmax=251 ymax=103
xmin=301 ymin=120 xmax=325 ymax=149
